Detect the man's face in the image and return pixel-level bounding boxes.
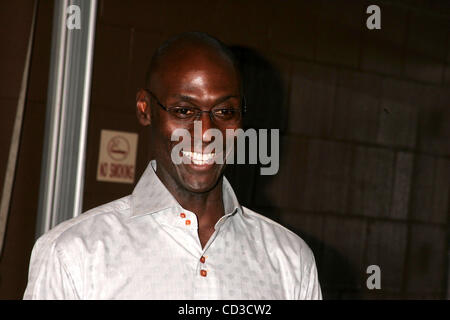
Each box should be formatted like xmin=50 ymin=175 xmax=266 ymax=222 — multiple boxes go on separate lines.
xmin=146 ymin=47 xmax=242 ymax=194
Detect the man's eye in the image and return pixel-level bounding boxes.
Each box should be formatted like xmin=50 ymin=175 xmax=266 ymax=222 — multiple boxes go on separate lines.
xmin=216 ymin=109 xmax=234 ymax=115
xmin=214 ymin=109 xmax=236 ymax=117
xmin=172 ymin=107 xmax=195 ymax=117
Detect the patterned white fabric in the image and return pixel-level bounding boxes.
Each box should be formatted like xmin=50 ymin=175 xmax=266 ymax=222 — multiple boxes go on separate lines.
xmin=24 ymin=161 xmax=322 ymax=300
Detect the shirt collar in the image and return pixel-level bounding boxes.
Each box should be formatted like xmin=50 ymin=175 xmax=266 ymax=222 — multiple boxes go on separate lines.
xmin=130 ymin=160 xmax=243 ymax=218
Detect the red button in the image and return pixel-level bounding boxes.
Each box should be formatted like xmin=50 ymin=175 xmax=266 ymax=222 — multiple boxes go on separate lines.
xmin=180 ymin=213 xmax=186 ymax=218
xmin=200 ymin=270 xmax=207 ymax=277
xmin=185 ymin=220 xmax=191 ymax=225
xmin=200 ymin=256 xmax=206 ymax=263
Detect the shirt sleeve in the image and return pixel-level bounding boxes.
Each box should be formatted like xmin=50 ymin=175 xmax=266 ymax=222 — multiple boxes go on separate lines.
xmin=297 ymin=248 xmax=323 ymax=300
xmin=23 ymin=236 xmax=80 ymax=300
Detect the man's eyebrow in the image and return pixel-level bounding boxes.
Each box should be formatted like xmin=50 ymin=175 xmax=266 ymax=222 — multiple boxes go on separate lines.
xmin=169 ymin=94 xmax=240 ymax=104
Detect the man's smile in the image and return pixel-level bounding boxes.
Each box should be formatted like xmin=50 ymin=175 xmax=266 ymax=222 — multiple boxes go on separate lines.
xmin=182 ymin=150 xmax=216 ymax=166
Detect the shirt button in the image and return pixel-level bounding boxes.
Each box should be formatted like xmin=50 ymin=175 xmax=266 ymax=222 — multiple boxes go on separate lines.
xmin=185 ymin=219 xmax=191 ymax=225
xmin=200 ymin=256 xmax=206 ymax=263
xmin=180 ymin=213 xmax=186 ymax=218
xmin=200 ymin=270 xmax=207 ymax=277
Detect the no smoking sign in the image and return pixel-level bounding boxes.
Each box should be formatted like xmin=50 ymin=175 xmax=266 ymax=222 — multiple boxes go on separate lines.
xmin=97 ymin=130 xmax=138 ymax=184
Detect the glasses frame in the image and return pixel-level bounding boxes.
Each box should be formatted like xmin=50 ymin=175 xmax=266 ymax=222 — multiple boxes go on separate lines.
xmin=144 ymin=89 xmax=247 ymax=124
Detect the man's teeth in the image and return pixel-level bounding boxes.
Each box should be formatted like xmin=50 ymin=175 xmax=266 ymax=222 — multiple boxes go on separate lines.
xmin=182 ymin=151 xmax=215 ymax=164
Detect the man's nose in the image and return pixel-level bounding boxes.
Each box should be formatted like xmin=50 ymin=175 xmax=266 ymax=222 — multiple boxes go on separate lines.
xmin=198 ymin=111 xmax=215 ymax=142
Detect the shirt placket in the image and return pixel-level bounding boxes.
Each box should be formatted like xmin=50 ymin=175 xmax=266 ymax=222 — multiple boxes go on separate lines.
xmin=193 ymin=213 xmax=234 ymax=299
xmin=170 ymin=207 xmax=235 ymax=299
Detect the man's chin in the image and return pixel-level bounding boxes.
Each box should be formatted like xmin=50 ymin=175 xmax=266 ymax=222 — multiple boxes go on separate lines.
xmin=175 ymin=162 xmax=225 ymax=193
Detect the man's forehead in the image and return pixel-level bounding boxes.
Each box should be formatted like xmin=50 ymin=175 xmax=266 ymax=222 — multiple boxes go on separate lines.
xmin=149 ymin=50 xmax=240 ymax=97
xmin=147 ymin=33 xmax=240 ymax=92
xmin=157 ymin=44 xmax=235 ymax=75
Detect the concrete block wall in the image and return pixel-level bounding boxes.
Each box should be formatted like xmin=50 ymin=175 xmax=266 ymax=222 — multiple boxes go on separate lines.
xmin=4 ymin=0 xmax=447 ymax=299
xmin=78 ymin=0 xmax=450 ymax=299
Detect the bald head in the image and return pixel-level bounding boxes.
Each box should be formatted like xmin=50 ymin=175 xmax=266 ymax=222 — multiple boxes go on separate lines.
xmin=135 ymin=32 xmax=244 ymax=195
xmin=146 ymin=32 xmax=241 ymax=93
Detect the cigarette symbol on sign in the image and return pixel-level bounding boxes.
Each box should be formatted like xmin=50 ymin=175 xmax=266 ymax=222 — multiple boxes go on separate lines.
xmin=107 ymin=136 xmax=130 ymax=161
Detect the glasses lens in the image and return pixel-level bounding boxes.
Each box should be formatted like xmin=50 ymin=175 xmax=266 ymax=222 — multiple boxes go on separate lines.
xmin=212 ymin=108 xmax=241 ymax=122
xmin=168 ymin=106 xmax=197 ymax=119
xmin=167 ymin=106 xmax=242 ymax=123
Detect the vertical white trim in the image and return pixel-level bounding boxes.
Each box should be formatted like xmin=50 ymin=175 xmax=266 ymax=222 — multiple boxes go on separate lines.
xmin=73 ymin=0 xmax=97 ymax=219
xmin=36 ymin=0 xmax=98 ymax=238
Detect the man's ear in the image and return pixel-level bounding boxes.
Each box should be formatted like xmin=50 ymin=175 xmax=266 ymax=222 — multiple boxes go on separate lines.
xmin=136 ymin=89 xmax=151 ymax=126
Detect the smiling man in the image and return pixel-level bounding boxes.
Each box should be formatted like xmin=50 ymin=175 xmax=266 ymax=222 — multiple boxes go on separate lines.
xmin=24 ymin=32 xmax=322 ymax=300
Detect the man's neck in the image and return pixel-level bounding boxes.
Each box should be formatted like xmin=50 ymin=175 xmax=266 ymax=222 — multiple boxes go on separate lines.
xmin=155 ymin=167 xmax=225 ymax=230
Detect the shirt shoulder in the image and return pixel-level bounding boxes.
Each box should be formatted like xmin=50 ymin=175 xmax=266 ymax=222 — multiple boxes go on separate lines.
xmin=239 ymin=207 xmax=322 ymax=299
xmin=240 ymin=206 xmax=316 ymax=265
xmin=24 ymin=196 xmax=133 ymax=299
xmin=36 ymin=195 xmax=132 ymax=249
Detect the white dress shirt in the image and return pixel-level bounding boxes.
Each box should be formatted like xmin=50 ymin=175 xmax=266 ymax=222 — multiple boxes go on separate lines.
xmin=24 ymin=161 xmax=322 ymax=300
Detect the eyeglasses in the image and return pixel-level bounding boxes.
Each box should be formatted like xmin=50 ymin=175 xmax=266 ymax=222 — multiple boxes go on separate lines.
xmin=145 ymin=89 xmax=246 ymax=125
